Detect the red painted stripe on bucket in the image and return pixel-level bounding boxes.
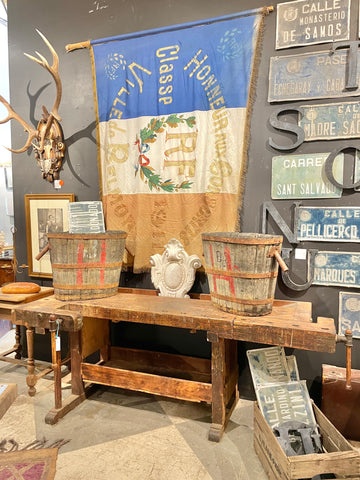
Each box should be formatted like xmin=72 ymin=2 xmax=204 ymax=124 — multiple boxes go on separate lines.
xmin=209 ymin=244 xmax=217 ymax=293
xmin=77 ymin=241 xmax=84 ymax=285
xmin=208 ymin=244 xmax=235 ymax=296
xmin=224 ymin=246 xmax=235 ymax=296
xmin=99 ymin=240 xmax=107 ymax=285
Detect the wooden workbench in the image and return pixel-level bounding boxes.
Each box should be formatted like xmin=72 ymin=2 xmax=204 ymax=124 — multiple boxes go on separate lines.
xmin=12 ymin=290 xmax=337 ymax=442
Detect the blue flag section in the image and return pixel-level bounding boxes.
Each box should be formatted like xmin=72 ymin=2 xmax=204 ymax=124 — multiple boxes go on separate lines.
xmin=90 ymin=9 xmax=266 ymax=271
xmin=92 ymin=14 xmax=260 ymax=122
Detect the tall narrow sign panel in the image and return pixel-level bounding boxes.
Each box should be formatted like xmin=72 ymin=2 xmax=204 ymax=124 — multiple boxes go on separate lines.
xmin=339 ymin=292 xmax=360 ymax=338
xmin=91 ymin=10 xmax=265 ymax=271
xmin=268 ymin=50 xmax=360 ymax=102
xmin=276 ymin=0 xmax=350 ymax=50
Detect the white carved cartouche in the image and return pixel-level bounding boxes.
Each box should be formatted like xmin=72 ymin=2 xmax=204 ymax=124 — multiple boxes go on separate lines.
xmin=150 ymin=238 xmax=201 ymax=298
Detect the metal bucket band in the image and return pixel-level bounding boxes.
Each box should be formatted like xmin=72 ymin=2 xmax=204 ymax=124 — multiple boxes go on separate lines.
xmin=206 ymin=268 xmax=278 ymax=279
xmin=202 ymin=235 xmax=282 ymax=245
xmin=52 ymin=261 xmax=123 ymax=269
xmin=53 ymin=282 xmax=119 ymax=290
xmin=211 ymin=292 xmax=273 ymax=305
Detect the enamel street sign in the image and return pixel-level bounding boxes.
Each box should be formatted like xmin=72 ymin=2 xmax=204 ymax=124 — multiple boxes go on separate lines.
xmin=311 ymin=251 xmax=360 ymax=287
xmin=296 ymin=207 xmax=360 ymax=242
xmin=257 ymin=380 xmax=316 ymax=429
xmin=276 ymin=0 xmax=350 ymax=50
xmin=272 ymin=153 xmax=343 ymax=199
xmin=268 ymin=49 xmax=360 ymax=102
xmin=338 ymin=291 xmax=360 ymax=338
xmin=299 ymin=101 xmax=360 ymax=141
xmin=247 ymin=346 xmax=291 ymax=389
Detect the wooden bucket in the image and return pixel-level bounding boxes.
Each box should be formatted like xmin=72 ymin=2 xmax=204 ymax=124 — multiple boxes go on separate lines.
xmin=47 ymin=231 xmax=127 ymax=301
xmin=201 ymin=232 xmax=284 ymax=316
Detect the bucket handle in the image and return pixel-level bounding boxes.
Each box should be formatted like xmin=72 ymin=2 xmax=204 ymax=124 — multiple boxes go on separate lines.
xmin=267 ymin=246 xmax=289 ymax=272
xmin=35 ymin=243 xmax=51 ymax=261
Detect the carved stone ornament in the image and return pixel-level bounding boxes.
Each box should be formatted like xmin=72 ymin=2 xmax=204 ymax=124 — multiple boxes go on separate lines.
xmin=150 ymin=238 xmax=202 ymax=298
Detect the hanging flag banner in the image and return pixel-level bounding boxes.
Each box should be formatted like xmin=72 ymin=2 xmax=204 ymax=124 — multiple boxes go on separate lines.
xmin=276 ymin=0 xmax=350 ymax=50
xmin=271 ymin=152 xmax=343 ymax=199
xmin=268 ymin=49 xmax=360 ymax=102
xmin=311 ymin=251 xmax=360 ymax=287
xmin=339 ymin=291 xmax=360 ymax=338
xmin=296 ymin=206 xmax=360 ymax=242
xmin=90 ymin=9 xmax=266 ymax=271
xmin=299 ymin=101 xmax=360 ymax=141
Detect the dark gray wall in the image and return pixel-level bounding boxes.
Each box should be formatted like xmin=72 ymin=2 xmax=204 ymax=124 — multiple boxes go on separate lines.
xmin=7 ymin=0 xmax=360 ymax=401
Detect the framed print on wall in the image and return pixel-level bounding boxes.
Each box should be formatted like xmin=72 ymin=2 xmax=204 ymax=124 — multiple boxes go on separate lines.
xmin=25 ymin=193 xmax=75 ymax=277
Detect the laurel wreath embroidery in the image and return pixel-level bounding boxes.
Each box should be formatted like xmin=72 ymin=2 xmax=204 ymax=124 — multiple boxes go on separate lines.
xmin=135 ymin=114 xmax=196 ymax=192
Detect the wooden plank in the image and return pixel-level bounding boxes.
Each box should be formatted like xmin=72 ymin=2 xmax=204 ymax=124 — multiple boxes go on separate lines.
xmin=313 ymin=402 xmax=354 ymax=452
xmin=0 ymin=287 xmax=54 ymax=304
xmin=0 ymin=384 xmax=17 ymax=419
xmin=81 ymin=317 xmax=109 ymax=359
xmin=117 ymin=287 xmax=211 ymax=300
xmin=45 ymin=392 xmax=87 ymax=425
xmin=12 ymin=297 xmax=83 ymax=331
xmin=209 ymin=336 xmax=226 ymax=440
xmin=253 ymin=402 xmax=290 ymax=478
xmin=289 ymin=450 xmax=360 ymax=478
xmin=233 ymin=314 xmax=335 ymax=352
xmin=65 ymin=294 xmax=234 ymax=335
xmin=254 ymin=437 xmax=287 ymax=480
xmin=12 ymin=293 xmax=337 ymax=353
xmin=109 ymin=346 xmax=211 ymax=382
xmin=81 ymin=362 xmax=212 ymax=403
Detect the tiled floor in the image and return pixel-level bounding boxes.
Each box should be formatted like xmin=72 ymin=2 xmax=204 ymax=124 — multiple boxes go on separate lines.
xmin=0 ymin=330 xmax=268 ymax=480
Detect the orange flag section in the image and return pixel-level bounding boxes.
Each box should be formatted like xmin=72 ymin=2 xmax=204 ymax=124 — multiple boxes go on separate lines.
xmin=103 ymin=192 xmax=239 ymax=272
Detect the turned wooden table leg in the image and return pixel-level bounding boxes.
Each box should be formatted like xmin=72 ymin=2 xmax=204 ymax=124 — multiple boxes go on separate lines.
xmin=26 ymin=326 xmax=37 ymax=396
xmin=14 ymin=324 xmax=22 ymax=359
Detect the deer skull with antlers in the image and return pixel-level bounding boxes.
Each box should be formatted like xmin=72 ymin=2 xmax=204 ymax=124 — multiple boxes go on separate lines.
xmin=0 ymin=30 xmax=65 ymax=183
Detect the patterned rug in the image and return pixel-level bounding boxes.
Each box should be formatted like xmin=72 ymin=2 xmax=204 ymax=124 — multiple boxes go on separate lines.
xmin=0 ymin=448 xmax=58 ymax=480
xmin=0 ymin=439 xmax=69 ymax=480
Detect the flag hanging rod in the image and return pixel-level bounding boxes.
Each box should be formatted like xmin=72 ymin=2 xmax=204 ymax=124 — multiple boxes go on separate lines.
xmin=65 ymin=5 xmax=273 ymax=52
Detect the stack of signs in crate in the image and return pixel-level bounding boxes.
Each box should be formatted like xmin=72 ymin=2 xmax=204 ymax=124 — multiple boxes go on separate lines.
xmin=247 ymin=346 xmax=323 ymax=457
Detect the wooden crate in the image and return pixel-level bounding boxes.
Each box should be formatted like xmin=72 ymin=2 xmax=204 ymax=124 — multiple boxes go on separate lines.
xmin=254 ymin=401 xmax=360 ymax=479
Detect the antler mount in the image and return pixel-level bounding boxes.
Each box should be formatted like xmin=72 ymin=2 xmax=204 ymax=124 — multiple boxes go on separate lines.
xmin=0 ymin=30 xmax=65 ymax=183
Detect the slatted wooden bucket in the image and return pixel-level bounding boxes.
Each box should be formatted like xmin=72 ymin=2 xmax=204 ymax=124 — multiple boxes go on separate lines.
xmin=201 ymin=232 xmax=284 ymax=316
xmin=47 ymin=231 xmax=127 ymax=301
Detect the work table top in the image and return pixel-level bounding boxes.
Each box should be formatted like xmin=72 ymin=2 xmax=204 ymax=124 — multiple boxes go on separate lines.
xmin=12 ymin=290 xmax=336 ymax=353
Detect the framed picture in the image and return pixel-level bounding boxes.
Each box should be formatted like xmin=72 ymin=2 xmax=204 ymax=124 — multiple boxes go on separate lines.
xmin=25 ymin=193 xmax=75 ymax=277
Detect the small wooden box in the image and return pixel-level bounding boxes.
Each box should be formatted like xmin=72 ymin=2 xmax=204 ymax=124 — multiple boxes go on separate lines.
xmin=254 ymin=401 xmax=360 ymax=479
xmin=0 ymin=384 xmax=17 ymax=419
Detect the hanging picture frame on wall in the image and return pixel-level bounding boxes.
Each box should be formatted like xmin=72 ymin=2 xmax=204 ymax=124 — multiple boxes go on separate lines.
xmin=25 ymin=193 xmax=75 ymax=277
